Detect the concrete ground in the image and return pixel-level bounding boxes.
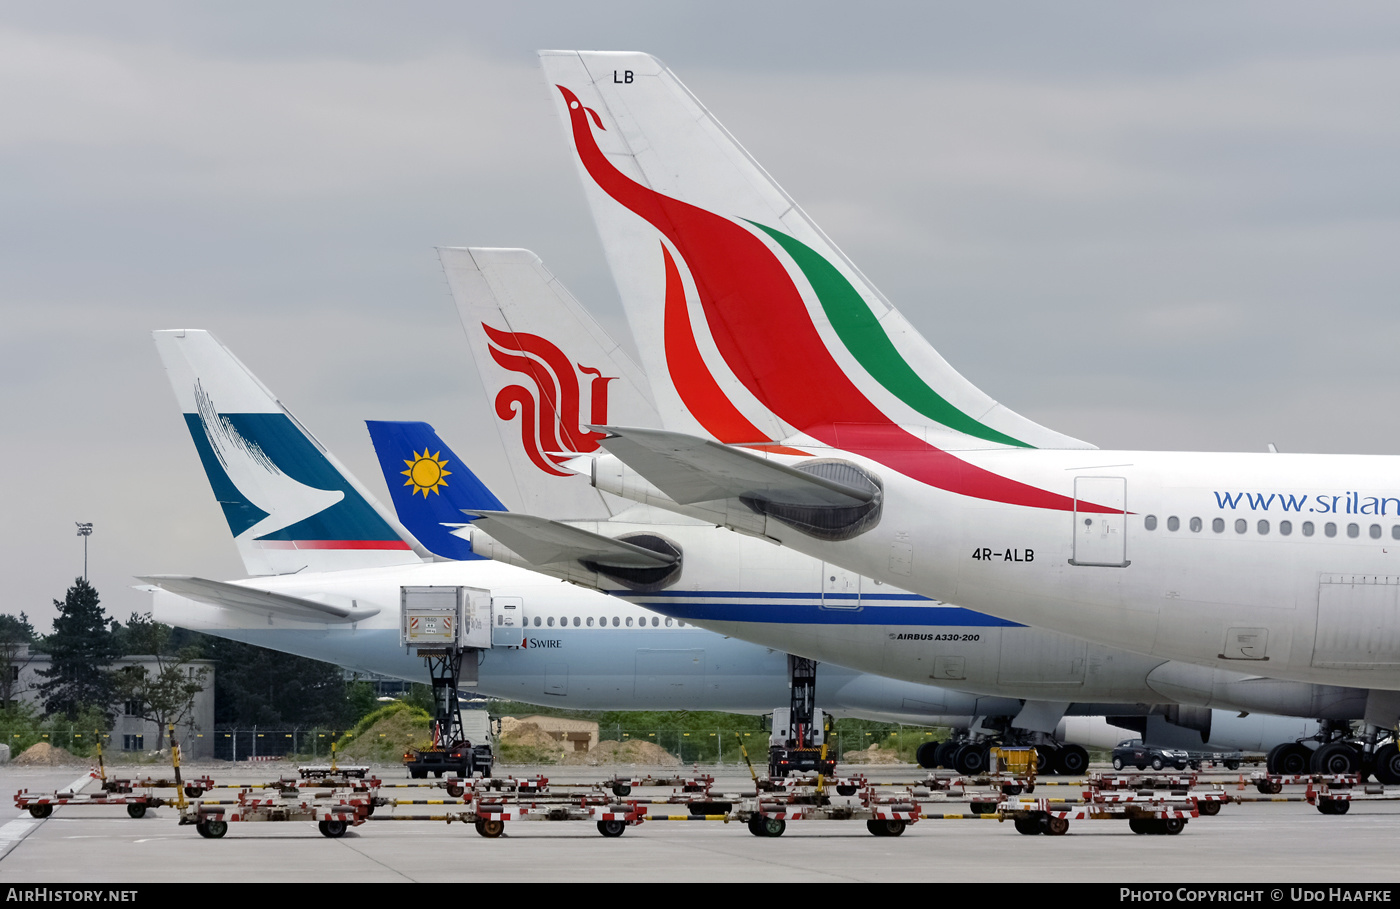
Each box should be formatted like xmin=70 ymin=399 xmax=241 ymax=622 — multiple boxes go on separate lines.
xmin=0 ymin=761 xmax=1396 ymax=883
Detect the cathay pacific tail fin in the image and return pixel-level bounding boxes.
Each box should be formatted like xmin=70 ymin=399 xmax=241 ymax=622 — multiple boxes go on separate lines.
xmin=153 ymin=329 xmax=427 ymax=575
xmin=538 ymin=50 xmax=1093 ymax=453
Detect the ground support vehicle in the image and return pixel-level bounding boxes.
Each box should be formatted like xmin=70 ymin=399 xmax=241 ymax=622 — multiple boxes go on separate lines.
xmin=736 ymin=791 xmax=923 ymax=838
xmin=178 ymin=789 xmax=372 ymax=839
xmin=1086 ymin=771 xmax=1199 ymax=792
xmin=15 ymin=787 xmax=169 ymax=820
xmin=98 ymin=774 xmax=217 ymax=798
xmin=579 ymin=772 xmax=716 ymax=798
xmin=1089 ymin=789 xmax=1231 ymax=817
xmin=1300 ymin=777 xmax=1400 ymax=814
xmin=1000 ymin=795 xmax=1198 ymax=836
xmin=1249 ymin=771 xmax=1359 ymax=795
xmin=298 ymin=764 xmax=371 ymax=781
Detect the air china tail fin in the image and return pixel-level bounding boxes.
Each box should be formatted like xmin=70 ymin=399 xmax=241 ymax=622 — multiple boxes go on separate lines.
xmin=538 ymin=50 xmax=1092 ymax=453
xmin=364 ymin=420 xmax=505 ymax=561
xmin=440 ymin=246 xmax=661 ymax=520
xmin=153 ymin=330 xmax=426 ymax=576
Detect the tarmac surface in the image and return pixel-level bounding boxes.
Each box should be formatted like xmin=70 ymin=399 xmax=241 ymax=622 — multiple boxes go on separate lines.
xmin=0 ymin=761 xmax=1397 ymax=883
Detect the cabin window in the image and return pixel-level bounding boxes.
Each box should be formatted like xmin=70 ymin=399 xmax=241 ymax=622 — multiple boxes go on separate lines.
xmin=1303 ymin=522 xmax=1315 ymax=536
xmin=652 ymin=617 xmax=659 ymax=627
xmin=1393 ymin=525 xmax=1400 ymax=540
xmin=665 ymin=618 xmax=673 ymax=627
xmin=1325 ymin=523 xmax=1337 ymax=538
xmin=586 ymin=617 xmax=594 ymax=627
xmin=1257 ymin=520 xmax=1269 ymax=535
xmin=1280 ymin=521 xmax=1292 ymax=536
xmin=1167 ymin=516 xmax=1179 ymax=531
xmin=1212 ymin=518 xmax=1225 ymax=533
xmin=1347 ymin=523 xmax=1360 ymax=539
xmin=534 ymin=616 xmax=542 ymax=627
xmin=496 ymin=614 xmax=502 ymax=626
xmin=1371 ymin=524 xmax=1382 ymax=540
xmin=1235 ymin=519 xmax=1247 ymax=534
xmin=1144 ymin=515 xmax=1157 ymax=531
xmin=626 ymin=617 xmax=634 ymax=627
xmin=1190 ymin=517 xmax=1202 ymax=532
xmin=573 ymin=616 xmax=581 ymax=627
xmin=547 ymin=617 xmax=555 ymax=627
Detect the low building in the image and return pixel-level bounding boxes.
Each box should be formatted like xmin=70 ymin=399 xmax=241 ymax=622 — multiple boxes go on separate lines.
xmin=3 ymin=647 xmax=215 ymax=759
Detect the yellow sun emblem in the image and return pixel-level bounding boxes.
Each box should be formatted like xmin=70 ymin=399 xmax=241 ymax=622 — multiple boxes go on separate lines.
xmin=401 ymin=449 xmax=451 ymax=498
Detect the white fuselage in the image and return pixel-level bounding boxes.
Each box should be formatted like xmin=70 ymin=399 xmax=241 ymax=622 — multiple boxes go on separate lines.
xmin=592 ymin=446 xmax=1400 ymax=692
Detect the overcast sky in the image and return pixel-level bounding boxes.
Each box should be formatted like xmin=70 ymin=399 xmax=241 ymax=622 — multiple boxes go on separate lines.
xmin=5 ymin=2 xmax=1400 ymax=632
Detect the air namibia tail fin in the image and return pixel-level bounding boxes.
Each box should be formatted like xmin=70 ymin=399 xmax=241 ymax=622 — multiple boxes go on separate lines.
xmin=440 ymin=246 xmax=661 ymax=520
xmin=364 ymin=420 xmax=505 ymax=561
xmin=538 ymin=50 xmax=1092 ymax=453
xmin=153 ymin=330 xmax=427 ymax=576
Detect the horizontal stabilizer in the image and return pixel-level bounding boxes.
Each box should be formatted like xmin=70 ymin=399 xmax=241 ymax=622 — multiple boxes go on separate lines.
xmin=593 ymin=426 xmax=874 ymax=508
xmin=137 ymin=575 xmax=379 ymax=624
xmin=464 ymin=511 xmax=678 ymax=570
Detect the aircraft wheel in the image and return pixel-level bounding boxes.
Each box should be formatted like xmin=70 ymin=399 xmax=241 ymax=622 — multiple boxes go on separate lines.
xmin=953 ymin=743 xmax=989 ymax=776
xmin=932 ymin=740 xmax=959 ymax=769
xmin=915 ymin=741 xmax=941 ymax=769
xmin=126 ymin=804 xmax=146 ymax=819
xmin=1055 ymin=745 xmax=1089 ymax=776
xmin=597 ymin=820 xmax=626 ymax=837
xmin=475 ymin=817 xmax=504 ymax=838
xmin=27 ymin=805 xmax=52 ymax=820
xmin=1034 ymin=746 xmax=1056 ymax=775
xmin=1275 ymin=743 xmax=1312 ymax=775
xmin=1311 ymin=742 xmax=1360 ymax=775
xmin=1372 ymin=743 xmax=1400 ymax=785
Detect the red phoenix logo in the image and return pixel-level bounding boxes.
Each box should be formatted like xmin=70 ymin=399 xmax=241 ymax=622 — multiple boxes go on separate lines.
xmin=483 ymin=323 xmax=615 ymax=477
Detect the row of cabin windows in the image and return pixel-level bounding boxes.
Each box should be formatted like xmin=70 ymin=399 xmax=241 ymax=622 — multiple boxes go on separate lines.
xmin=1143 ymin=514 xmax=1399 ymax=540
xmin=495 ymin=614 xmax=686 ymax=629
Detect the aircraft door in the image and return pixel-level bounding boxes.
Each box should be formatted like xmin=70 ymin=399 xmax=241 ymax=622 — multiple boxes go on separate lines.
xmin=492 ymin=596 xmax=523 ymax=648
xmin=1070 ymin=476 xmax=1129 ymax=568
xmin=822 ymin=563 xmax=861 ymax=610
xmin=1313 ymin=575 xmax=1400 ymax=669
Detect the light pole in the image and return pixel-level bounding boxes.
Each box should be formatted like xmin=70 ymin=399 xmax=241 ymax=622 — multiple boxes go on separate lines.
xmin=75 ymin=523 xmax=93 ymax=581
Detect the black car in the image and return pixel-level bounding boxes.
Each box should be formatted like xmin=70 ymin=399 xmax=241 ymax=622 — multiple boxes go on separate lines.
xmin=1111 ymin=739 xmax=1191 ymax=771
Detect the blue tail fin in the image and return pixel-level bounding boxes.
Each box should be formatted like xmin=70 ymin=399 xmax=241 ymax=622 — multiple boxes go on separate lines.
xmin=365 ymin=420 xmax=506 ymax=561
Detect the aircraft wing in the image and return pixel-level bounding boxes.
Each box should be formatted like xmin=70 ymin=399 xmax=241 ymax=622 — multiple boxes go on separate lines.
xmin=463 ymin=511 xmax=678 ymax=569
xmin=591 ymin=426 xmax=875 ymax=507
xmin=137 ymin=575 xmax=380 ymax=623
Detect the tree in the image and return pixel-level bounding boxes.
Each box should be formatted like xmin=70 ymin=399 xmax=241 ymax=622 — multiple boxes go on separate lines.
xmin=37 ymin=579 xmax=121 ymax=719
xmin=110 ymin=613 xmax=209 ymax=750
xmin=205 ymin=638 xmax=353 ymax=729
xmin=0 ymin=612 xmax=36 ymax=708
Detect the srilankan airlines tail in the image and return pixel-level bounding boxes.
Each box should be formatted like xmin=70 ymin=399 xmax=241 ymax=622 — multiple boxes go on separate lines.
xmin=439 ymin=246 xmax=661 ymax=520
xmin=153 ymin=330 xmax=428 ymax=576
xmin=537 ymin=50 xmax=1092 ymax=454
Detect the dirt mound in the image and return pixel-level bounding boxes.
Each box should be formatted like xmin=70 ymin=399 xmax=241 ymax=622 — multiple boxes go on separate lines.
xmin=498 ymin=719 xmax=559 ymax=750
xmin=840 ymin=743 xmax=906 ymax=765
xmin=557 ymin=739 xmax=680 ymax=767
xmin=14 ymin=743 xmax=87 ymax=766
xmin=337 ymin=709 xmax=431 ymax=762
